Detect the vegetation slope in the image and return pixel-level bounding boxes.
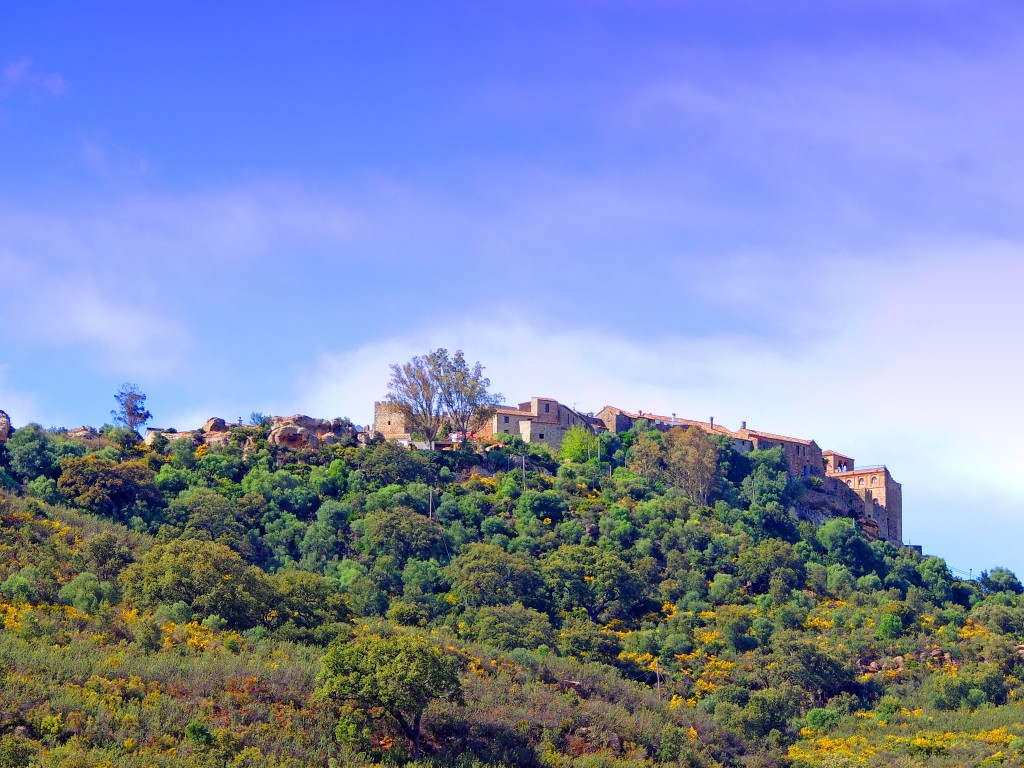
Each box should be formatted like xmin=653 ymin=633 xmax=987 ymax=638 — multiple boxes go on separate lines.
xmin=1 ymin=418 xmax=1024 ymax=768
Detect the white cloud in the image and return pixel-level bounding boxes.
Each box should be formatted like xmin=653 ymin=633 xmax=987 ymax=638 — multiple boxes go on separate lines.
xmin=293 ymin=246 xmax=1024 ymax=572
xmin=2 ymin=57 xmax=66 ymax=98
xmin=0 ymin=247 xmax=189 ymax=377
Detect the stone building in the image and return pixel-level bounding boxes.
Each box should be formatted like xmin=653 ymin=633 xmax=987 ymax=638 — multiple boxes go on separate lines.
xmin=597 ymin=406 xmax=824 ymax=478
xmin=372 ymin=401 xmax=411 ymax=441
xmin=477 ymin=397 xmax=598 ymax=451
xmin=733 ymin=427 xmax=825 ymax=479
xmin=825 ymin=462 xmax=903 ymax=544
xmin=597 ymin=406 xmax=736 ymax=440
xmin=596 ymin=404 xmax=900 ymax=543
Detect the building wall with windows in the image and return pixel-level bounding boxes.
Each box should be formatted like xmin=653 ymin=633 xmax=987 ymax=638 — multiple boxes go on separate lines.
xmin=477 ymin=397 xmax=596 ymax=450
xmin=827 ymin=465 xmax=903 ymax=544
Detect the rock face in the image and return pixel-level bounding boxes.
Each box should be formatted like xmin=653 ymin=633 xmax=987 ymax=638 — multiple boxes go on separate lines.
xmin=267 ymin=415 xmax=356 ymax=451
xmin=142 ymin=414 xmax=357 ymax=452
xmin=67 ymin=426 xmax=100 ymax=441
xmin=200 ymin=417 xmax=232 ymax=447
xmin=0 ymin=410 xmax=10 ymax=442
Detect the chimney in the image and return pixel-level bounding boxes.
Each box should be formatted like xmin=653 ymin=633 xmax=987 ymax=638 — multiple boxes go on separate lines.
xmin=741 ymin=420 xmax=746 ymax=430
xmin=709 ymin=416 xmax=714 ymax=429
xmin=671 ymin=412 xmax=676 ymax=424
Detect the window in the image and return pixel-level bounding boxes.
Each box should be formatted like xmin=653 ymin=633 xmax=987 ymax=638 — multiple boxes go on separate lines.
xmin=871 ymin=476 xmax=878 ymax=485
xmin=503 ymin=429 xmax=509 ymax=434
xmin=539 ymin=433 xmax=545 ymax=439
xmin=504 ymin=415 xmax=509 ymax=424
xmin=858 ymin=477 xmax=865 ymax=486
xmin=846 ymin=480 xmax=852 ymax=487
xmin=544 ymin=403 xmax=550 ymax=413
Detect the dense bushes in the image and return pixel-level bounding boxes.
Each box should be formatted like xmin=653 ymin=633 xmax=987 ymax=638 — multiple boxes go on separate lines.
xmin=1 ymin=419 xmax=1024 ymax=766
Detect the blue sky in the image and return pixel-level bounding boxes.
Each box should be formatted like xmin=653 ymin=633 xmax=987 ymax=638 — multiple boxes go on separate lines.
xmin=3 ymin=2 xmax=1024 ymax=575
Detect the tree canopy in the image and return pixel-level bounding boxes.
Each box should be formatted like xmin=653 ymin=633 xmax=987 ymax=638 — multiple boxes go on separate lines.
xmin=318 ymin=632 xmax=463 ymax=759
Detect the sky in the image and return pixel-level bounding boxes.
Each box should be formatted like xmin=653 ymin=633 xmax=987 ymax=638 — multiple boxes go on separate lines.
xmin=2 ymin=1 xmax=1023 ymax=575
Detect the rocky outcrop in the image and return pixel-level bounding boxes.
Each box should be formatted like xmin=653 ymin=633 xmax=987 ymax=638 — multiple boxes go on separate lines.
xmin=0 ymin=410 xmax=10 ymax=442
xmin=200 ymin=417 xmax=232 ymax=447
xmin=267 ymin=415 xmax=356 ymax=451
xmin=142 ymin=414 xmax=357 ymax=452
xmin=67 ymin=426 xmax=100 ymax=441
xmin=794 ymin=476 xmax=888 ymax=542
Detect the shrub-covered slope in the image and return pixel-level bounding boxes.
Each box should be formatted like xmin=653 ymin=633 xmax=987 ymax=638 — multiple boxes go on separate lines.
xmin=2 ymin=420 xmax=1024 ymax=767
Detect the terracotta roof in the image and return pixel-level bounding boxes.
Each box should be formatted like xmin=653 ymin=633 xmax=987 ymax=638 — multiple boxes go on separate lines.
xmin=831 ymin=465 xmax=888 ymax=476
xmin=602 ymin=406 xmax=737 ymax=437
xmin=495 ymin=407 xmax=531 ymax=417
xmin=740 ymin=429 xmax=814 ymax=447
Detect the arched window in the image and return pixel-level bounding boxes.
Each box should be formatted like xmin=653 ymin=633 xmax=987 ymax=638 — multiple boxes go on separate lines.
xmin=871 ymin=476 xmax=878 ymax=485
xmin=858 ymin=477 xmax=865 ymax=486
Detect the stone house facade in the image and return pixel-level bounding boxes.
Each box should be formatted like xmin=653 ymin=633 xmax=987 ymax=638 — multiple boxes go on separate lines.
xmin=477 ymin=397 xmax=597 ymax=451
xmin=824 ymin=462 xmax=903 ymax=544
xmin=597 ymin=406 xmax=824 ymax=478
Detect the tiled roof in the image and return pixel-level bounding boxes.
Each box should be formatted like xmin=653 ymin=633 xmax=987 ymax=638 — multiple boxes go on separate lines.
xmin=495 ymin=407 xmax=531 ymax=416
xmin=740 ymin=429 xmax=814 ymax=446
xmin=602 ymin=406 xmax=737 ymax=436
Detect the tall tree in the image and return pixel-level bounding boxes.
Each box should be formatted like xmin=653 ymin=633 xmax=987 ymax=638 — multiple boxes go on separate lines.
xmin=319 ymin=633 xmax=463 ymax=759
xmin=385 ymin=349 xmax=501 ymax=448
xmin=111 ymin=383 xmax=153 ymax=433
xmin=626 ymin=431 xmax=664 ymax=483
xmin=386 ymin=352 xmax=445 ymax=448
xmin=666 ymin=425 xmax=720 ymax=505
xmin=434 ymin=348 xmax=502 ymax=447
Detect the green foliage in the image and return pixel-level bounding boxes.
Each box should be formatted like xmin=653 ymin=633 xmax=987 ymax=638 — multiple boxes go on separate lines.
xmin=0 ymin=734 xmax=35 ymax=768
xmin=58 ymin=455 xmax=164 ymax=525
xmin=473 ymin=602 xmax=555 ymax=650
xmin=446 ymin=543 xmax=547 ymax=610
xmin=121 ymin=538 xmax=270 ymax=628
xmin=58 ymin=572 xmax=115 ymax=614
xmin=5 ymin=423 xmax=59 ymax=481
xmin=560 ymin=425 xmax=600 ymax=463
xmin=5 ymin=404 xmax=1024 ymax=767
xmin=319 ymin=632 xmax=463 ymax=758
xmin=111 ymin=382 xmax=152 ymax=433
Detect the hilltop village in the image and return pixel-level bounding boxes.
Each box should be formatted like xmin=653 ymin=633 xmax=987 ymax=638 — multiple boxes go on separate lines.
xmin=374 ymin=396 xmax=903 ymax=546
xmin=0 ymin=393 xmax=904 ymax=549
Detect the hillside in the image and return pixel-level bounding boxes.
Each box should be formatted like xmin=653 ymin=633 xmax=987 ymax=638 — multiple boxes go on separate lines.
xmin=2 ymin=416 xmax=1024 ymax=767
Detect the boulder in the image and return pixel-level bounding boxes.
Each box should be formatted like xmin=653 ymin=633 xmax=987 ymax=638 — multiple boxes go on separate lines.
xmin=202 ymin=417 xmax=229 ymax=433
xmin=68 ymin=426 xmax=99 ymax=441
xmin=0 ymin=410 xmax=10 ymax=442
xmin=268 ymin=423 xmax=316 ymax=450
xmin=267 ymin=415 xmax=356 ymax=451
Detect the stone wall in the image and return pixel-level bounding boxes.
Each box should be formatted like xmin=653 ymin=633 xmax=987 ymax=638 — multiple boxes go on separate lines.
xmin=520 ymin=419 xmax=571 ymax=451
xmin=373 ymin=402 xmax=410 ymax=440
xmin=794 ymin=476 xmax=896 ymax=542
xmin=596 ymin=406 xmax=634 ymax=433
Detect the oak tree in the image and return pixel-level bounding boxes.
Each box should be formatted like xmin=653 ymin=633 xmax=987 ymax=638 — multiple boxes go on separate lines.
xmin=319 ymin=633 xmax=462 ymax=759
